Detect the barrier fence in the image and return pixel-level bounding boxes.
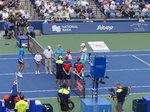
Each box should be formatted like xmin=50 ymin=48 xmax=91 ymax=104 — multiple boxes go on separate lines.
xmin=42 ymin=22 xmax=150 ymax=35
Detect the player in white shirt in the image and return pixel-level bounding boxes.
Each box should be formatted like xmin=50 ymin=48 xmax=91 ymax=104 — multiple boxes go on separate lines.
xmin=79 ymin=43 xmax=87 ymax=64
xmin=34 ymin=50 xmax=42 ymax=74
xmin=66 ymin=50 xmax=72 ymax=61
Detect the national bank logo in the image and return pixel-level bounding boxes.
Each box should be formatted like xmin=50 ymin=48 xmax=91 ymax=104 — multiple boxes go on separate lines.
xmin=52 ymin=25 xmax=61 ymax=32
xmin=97 ymin=25 xmax=114 ymax=31
xmin=130 ymin=23 xmax=148 ymax=31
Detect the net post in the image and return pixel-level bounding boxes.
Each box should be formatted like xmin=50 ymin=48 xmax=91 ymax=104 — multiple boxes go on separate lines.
xmin=27 ymin=35 xmax=29 ymax=51
xmin=83 ymin=80 xmax=86 ymax=99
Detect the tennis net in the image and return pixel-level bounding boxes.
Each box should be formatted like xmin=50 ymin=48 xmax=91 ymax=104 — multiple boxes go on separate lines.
xmin=70 ymin=72 xmax=86 ymax=98
xmin=28 ymin=35 xmax=57 ymax=74
xmin=28 ymin=35 xmax=45 ymax=65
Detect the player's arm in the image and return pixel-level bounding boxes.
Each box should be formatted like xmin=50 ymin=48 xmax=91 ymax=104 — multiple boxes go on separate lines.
xmin=79 ymin=48 xmax=83 ymax=52
xmin=63 ymin=67 xmax=67 ymax=74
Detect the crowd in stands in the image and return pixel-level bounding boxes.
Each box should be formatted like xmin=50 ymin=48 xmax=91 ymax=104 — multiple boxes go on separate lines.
xmin=34 ymin=0 xmax=96 ymax=19
xmin=96 ymin=0 xmax=150 ymax=18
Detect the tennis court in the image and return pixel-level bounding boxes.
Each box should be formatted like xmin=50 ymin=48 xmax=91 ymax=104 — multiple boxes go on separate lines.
xmin=1 ymin=33 xmax=150 ymax=112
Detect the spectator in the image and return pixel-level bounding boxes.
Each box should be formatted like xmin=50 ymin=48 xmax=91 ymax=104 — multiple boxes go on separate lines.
xmin=16 ymin=17 xmax=21 ymax=35
xmin=49 ymin=0 xmax=55 ymax=6
xmin=147 ymin=9 xmax=150 ymax=17
xmin=35 ymin=0 xmax=42 ymax=8
xmin=104 ymin=2 xmax=110 ymax=15
xmin=115 ymin=0 xmax=122 ymax=5
xmin=48 ymin=7 xmax=53 ymax=14
xmin=20 ymin=16 xmax=28 ymax=35
xmin=19 ymin=7 xmax=25 ymax=15
xmin=128 ymin=2 xmax=134 ymax=9
xmin=3 ymin=18 xmax=8 ymax=39
xmin=68 ymin=0 xmax=75 ymax=6
xmin=2 ymin=10 xmax=8 ymax=20
xmin=74 ymin=6 xmax=80 ymax=13
xmin=57 ymin=10 xmax=63 ymax=19
xmin=139 ymin=2 xmax=145 ymax=10
xmin=98 ymin=0 xmax=104 ymax=7
xmin=128 ymin=8 xmax=135 ymax=18
xmin=87 ymin=6 xmax=92 ymax=13
xmin=16 ymin=0 xmax=21 ymax=10
xmin=90 ymin=12 xmax=96 ymax=19
xmin=142 ymin=6 xmax=148 ymax=13
xmin=44 ymin=10 xmax=50 ymax=19
xmin=81 ymin=6 xmax=87 ymax=13
xmin=51 ymin=18 xmax=57 ymax=23
xmin=22 ymin=11 xmax=30 ymax=19
xmin=51 ymin=3 xmax=57 ymax=11
xmin=0 ymin=0 xmax=3 ymax=5
xmin=54 ymin=44 xmax=64 ymax=58
xmin=57 ymin=3 xmax=63 ymax=10
xmin=64 ymin=9 xmax=70 ymax=20
xmin=119 ymin=7 xmax=128 ymax=17
xmin=125 ymin=0 xmax=130 ymax=6
xmin=43 ymin=45 xmax=53 ymax=74
xmin=0 ymin=4 xmax=3 ymax=18
xmin=14 ymin=95 xmax=29 ymax=112
xmin=81 ymin=0 xmax=88 ymax=6
xmin=121 ymin=2 xmax=128 ymax=10
xmin=103 ymin=17 xmax=107 ymax=22
xmin=116 ymin=3 xmax=121 ymax=11
xmin=133 ymin=2 xmax=140 ymax=12
xmin=45 ymin=1 xmax=51 ymax=9
xmin=40 ymin=6 xmax=46 ymax=19
xmin=9 ymin=0 xmax=16 ymax=9
xmin=139 ymin=16 xmax=145 ymax=22
xmin=68 ymin=6 xmax=74 ymax=13
xmin=76 ymin=0 xmax=81 ymax=6
xmin=110 ymin=2 xmax=116 ymax=13
xmin=27 ymin=23 xmax=35 ymax=38
xmin=79 ymin=11 xmax=85 ymax=19
xmin=62 ymin=17 xmax=68 ymax=22
xmin=145 ymin=1 xmax=150 ymax=8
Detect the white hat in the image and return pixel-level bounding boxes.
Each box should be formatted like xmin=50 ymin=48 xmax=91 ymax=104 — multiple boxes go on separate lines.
xmin=47 ymin=45 xmax=51 ymax=49
xmin=80 ymin=43 xmax=85 ymax=46
xmin=86 ymin=18 xmax=89 ymax=20
xmin=22 ymin=44 xmax=27 ymax=47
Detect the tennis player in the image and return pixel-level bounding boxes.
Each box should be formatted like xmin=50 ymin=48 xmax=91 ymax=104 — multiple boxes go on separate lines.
xmin=66 ymin=50 xmax=72 ymax=61
xmin=79 ymin=43 xmax=87 ymax=64
xmin=63 ymin=56 xmax=72 ymax=90
xmin=34 ymin=50 xmax=42 ymax=74
xmin=17 ymin=44 xmax=27 ymax=78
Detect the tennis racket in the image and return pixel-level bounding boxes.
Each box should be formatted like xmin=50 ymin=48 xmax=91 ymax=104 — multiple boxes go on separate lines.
xmin=24 ymin=62 xmax=30 ymax=68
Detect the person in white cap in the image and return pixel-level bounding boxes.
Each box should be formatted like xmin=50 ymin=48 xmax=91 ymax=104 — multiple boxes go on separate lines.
xmin=17 ymin=44 xmax=27 ymax=78
xmin=43 ymin=45 xmax=53 ymax=74
xmin=79 ymin=43 xmax=87 ymax=64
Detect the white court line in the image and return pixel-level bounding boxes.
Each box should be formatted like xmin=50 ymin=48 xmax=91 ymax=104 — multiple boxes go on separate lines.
xmin=84 ymin=68 xmax=150 ymax=72
xmin=1 ymin=53 xmax=150 ymax=60
xmin=1 ymin=68 xmax=150 ymax=76
xmin=0 ymin=85 xmax=149 ymax=94
xmin=132 ymin=55 xmax=150 ymax=66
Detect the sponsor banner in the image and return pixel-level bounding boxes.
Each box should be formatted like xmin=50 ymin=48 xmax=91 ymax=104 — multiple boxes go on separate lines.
xmin=42 ymin=22 xmax=150 ymax=34
xmin=76 ymin=78 xmax=84 ymax=94
xmin=88 ymin=41 xmax=110 ymax=52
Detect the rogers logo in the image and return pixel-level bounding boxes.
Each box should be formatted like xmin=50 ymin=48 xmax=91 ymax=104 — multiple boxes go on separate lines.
xmin=29 ymin=39 xmax=33 ymax=50
xmin=92 ymin=43 xmax=105 ymax=48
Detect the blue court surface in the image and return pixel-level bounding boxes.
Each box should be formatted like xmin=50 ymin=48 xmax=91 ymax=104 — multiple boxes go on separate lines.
xmin=0 ymin=50 xmax=150 ymax=99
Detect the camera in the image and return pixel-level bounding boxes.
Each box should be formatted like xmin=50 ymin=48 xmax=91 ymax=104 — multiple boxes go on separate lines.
xmin=108 ymin=88 xmax=116 ymax=99
xmin=108 ymin=88 xmax=114 ymax=92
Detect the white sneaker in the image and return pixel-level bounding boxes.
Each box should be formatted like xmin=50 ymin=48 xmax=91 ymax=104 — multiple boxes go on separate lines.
xmin=50 ymin=72 xmax=53 ymax=74
xmin=68 ymin=87 xmax=70 ymax=90
xmin=46 ymin=72 xmax=48 ymax=74
xmin=35 ymin=71 xmax=37 ymax=74
xmin=17 ymin=74 xmax=23 ymax=78
xmin=37 ymin=71 xmax=40 ymax=74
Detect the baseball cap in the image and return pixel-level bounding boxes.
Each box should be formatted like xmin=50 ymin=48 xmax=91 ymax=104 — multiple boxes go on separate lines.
xmin=65 ymin=56 xmax=69 ymax=59
xmin=22 ymin=44 xmax=27 ymax=47
xmin=80 ymin=43 xmax=85 ymax=46
xmin=59 ymin=56 xmax=62 ymax=59
xmin=86 ymin=17 xmax=89 ymax=20
xmin=77 ymin=56 xmax=81 ymax=60
xmin=67 ymin=50 xmax=71 ymax=53
xmin=36 ymin=50 xmax=40 ymax=53
xmin=20 ymin=95 xmax=24 ymax=99
xmin=47 ymin=45 xmax=51 ymax=49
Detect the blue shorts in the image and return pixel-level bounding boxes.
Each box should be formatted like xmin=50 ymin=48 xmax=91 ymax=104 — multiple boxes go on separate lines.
xmin=18 ymin=60 xmax=24 ymax=64
xmin=63 ymin=70 xmax=71 ymax=79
